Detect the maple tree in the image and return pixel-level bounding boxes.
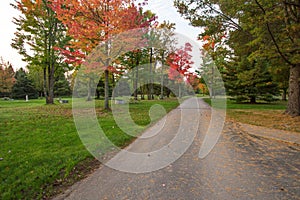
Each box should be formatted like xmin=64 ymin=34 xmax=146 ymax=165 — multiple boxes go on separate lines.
xmin=49 ymin=0 xmax=155 ymax=109
xmin=186 ymin=73 xmax=200 ymax=92
xmin=166 ymin=42 xmax=194 ymax=98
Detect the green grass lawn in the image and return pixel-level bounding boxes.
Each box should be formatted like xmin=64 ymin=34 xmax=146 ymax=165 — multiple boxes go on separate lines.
xmin=203 ymin=97 xmax=287 ymax=110
xmin=202 ymin=97 xmax=300 ymax=132
xmin=0 ymin=98 xmax=179 ymax=199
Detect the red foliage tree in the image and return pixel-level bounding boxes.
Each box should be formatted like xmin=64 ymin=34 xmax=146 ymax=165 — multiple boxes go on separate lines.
xmin=49 ymin=0 xmax=155 ymax=108
xmin=167 ymin=42 xmax=194 ymax=83
xmin=186 ymin=73 xmax=200 ymax=91
xmin=166 ymin=42 xmax=194 ymax=97
xmin=49 ymin=0 xmax=154 ymax=65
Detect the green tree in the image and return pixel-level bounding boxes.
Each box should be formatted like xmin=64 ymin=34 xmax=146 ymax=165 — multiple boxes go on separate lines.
xmin=224 ymin=57 xmax=279 ymax=103
xmin=11 ymin=0 xmax=71 ymax=104
xmin=156 ymin=21 xmax=176 ymax=99
xmin=12 ymin=68 xmax=38 ymax=99
xmin=54 ymin=73 xmax=71 ymax=97
xmin=27 ymin=66 xmax=44 ymax=97
xmin=175 ymin=0 xmax=300 ymax=115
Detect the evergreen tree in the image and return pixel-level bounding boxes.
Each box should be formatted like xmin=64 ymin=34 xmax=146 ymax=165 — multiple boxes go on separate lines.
xmin=174 ymin=0 xmax=300 ymax=115
xmin=54 ymin=73 xmax=71 ymax=97
xmin=224 ymin=57 xmax=279 ymax=103
xmin=12 ymin=68 xmax=38 ymax=99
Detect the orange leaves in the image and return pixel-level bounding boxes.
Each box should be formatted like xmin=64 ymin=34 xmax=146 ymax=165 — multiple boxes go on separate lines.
xmin=201 ymin=35 xmax=215 ymax=51
xmin=202 ymin=35 xmax=210 ymax=41
xmin=200 ymin=32 xmax=226 ymax=51
xmin=198 ymin=83 xmax=208 ymax=94
xmin=17 ymin=0 xmax=46 ymax=16
xmin=0 ymin=59 xmax=15 ymax=94
xmin=49 ymin=0 xmax=154 ymax=66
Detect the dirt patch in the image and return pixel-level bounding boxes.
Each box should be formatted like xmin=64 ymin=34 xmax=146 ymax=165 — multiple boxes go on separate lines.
xmin=43 ymin=157 xmax=101 ymax=200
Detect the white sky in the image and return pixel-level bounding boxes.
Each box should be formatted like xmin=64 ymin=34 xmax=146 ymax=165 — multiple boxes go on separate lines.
xmin=0 ymin=0 xmax=202 ymax=70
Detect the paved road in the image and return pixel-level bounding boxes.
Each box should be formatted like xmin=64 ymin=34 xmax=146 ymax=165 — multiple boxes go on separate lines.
xmin=54 ymin=98 xmax=300 ymax=200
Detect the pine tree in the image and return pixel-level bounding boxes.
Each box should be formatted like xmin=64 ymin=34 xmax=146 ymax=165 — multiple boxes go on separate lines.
xmin=12 ymin=68 xmax=38 ymax=99
xmin=224 ymin=57 xmax=279 ymax=103
xmin=174 ymin=0 xmax=300 ymax=115
xmin=54 ymin=73 xmax=71 ymax=97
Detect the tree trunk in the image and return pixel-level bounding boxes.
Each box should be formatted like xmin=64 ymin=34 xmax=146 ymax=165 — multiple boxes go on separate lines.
xmin=96 ymin=88 xmax=100 ymax=99
xmin=48 ymin=62 xmax=55 ymax=104
xmin=282 ymin=88 xmax=287 ymax=101
xmin=148 ymin=47 xmax=153 ymax=100
xmin=104 ymin=38 xmax=110 ymax=110
xmin=160 ymin=52 xmax=165 ymax=99
xmin=111 ymin=72 xmax=115 ymax=100
xmin=87 ymin=78 xmax=92 ymax=101
xmin=178 ymin=83 xmax=182 ymax=98
xmin=286 ymin=65 xmax=300 ymax=116
xmin=210 ymin=65 xmax=215 ymax=99
xmin=43 ymin=67 xmax=48 ymax=103
xmin=250 ymin=96 xmax=256 ymax=104
xmin=104 ymin=69 xmax=110 ymax=110
xmin=134 ymin=65 xmax=138 ymax=101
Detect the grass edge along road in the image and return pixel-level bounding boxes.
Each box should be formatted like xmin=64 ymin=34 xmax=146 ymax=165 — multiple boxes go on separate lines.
xmin=203 ymin=97 xmax=300 ymax=133
xmin=0 ymin=98 xmax=179 ymax=199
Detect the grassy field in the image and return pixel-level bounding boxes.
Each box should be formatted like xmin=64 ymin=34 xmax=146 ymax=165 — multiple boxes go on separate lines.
xmin=0 ymin=98 xmax=179 ymax=199
xmin=203 ymin=98 xmax=300 ymax=132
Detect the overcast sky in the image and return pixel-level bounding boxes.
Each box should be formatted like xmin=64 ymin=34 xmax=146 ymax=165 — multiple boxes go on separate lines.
xmin=0 ymin=0 xmax=202 ymax=70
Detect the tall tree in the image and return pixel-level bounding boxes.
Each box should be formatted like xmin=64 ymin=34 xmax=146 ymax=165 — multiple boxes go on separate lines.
xmin=156 ymin=21 xmax=176 ymax=99
xmin=50 ymin=0 xmax=154 ymax=109
xmin=175 ymin=0 xmax=300 ymax=115
xmin=166 ymin=42 xmax=194 ymax=98
xmin=199 ymin=32 xmax=227 ymax=98
xmin=11 ymin=0 xmax=70 ymax=104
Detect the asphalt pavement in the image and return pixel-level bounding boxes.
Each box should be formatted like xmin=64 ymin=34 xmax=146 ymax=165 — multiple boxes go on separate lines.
xmin=53 ymin=98 xmax=300 ymax=200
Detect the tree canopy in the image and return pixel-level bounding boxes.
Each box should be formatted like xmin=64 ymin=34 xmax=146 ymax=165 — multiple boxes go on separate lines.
xmin=175 ymin=0 xmax=300 ymax=115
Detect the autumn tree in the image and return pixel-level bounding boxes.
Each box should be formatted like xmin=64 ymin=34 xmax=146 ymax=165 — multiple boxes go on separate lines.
xmin=50 ymin=0 xmax=155 ymax=109
xmin=186 ymin=73 xmax=200 ymax=93
xmin=11 ymin=0 xmax=70 ymax=104
xmin=166 ymin=42 xmax=194 ymax=98
xmin=175 ymin=0 xmax=300 ymax=115
xmin=0 ymin=58 xmax=15 ymax=97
